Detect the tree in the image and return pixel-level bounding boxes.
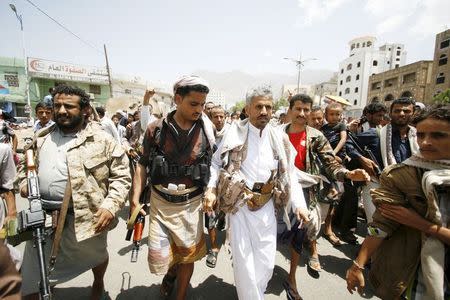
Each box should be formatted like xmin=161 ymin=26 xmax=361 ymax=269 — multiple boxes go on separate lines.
xmin=274 ymin=98 xmax=289 ymax=111
xmin=231 ymin=100 xmax=246 ymax=112
xmin=433 ymin=89 xmax=450 ymax=104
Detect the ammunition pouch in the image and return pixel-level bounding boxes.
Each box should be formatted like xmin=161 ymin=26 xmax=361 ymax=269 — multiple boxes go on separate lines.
xmin=150 ymin=155 xmax=210 ymax=187
xmin=244 ymin=182 xmax=274 ymax=211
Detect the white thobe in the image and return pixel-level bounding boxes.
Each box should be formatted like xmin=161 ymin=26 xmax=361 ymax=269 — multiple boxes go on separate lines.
xmin=209 ymin=123 xmax=306 ymax=300
xmin=100 ymin=116 xmax=120 ymax=143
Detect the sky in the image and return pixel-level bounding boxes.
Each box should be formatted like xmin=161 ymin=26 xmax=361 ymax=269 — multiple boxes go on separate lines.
xmin=1 ymin=0 xmax=449 ymax=87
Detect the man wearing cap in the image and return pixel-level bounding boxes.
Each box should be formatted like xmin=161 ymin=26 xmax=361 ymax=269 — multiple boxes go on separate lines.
xmin=131 ymin=75 xmax=215 ymax=300
xmin=204 ymin=86 xmax=310 ymax=300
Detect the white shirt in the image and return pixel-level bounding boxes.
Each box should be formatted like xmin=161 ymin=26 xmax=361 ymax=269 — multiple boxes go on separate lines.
xmin=100 ymin=116 xmax=120 ymax=143
xmin=140 ymin=105 xmax=157 ymax=131
xmin=209 ymin=122 xmax=306 ymax=210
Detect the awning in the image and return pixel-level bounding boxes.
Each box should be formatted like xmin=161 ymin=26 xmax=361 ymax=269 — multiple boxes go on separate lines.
xmin=324 ymin=95 xmax=352 ymax=106
xmin=0 ymin=94 xmax=27 ymax=104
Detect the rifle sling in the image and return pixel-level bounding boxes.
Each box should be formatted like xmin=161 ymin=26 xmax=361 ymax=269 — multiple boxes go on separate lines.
xmin=49 ymin=178 xmax=72 ymax=272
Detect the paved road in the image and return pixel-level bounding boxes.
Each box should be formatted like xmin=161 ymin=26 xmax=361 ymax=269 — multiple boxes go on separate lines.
xmin=15 ymin=197 xmax=379 ymax=300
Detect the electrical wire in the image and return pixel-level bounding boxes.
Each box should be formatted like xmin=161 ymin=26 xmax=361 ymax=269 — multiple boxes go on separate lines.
xmin=24 ymin=0 xmax=103 ymax=54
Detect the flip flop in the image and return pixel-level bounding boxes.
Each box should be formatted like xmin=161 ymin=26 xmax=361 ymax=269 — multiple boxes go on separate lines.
xmin=282 ymin=280 xmax=303 ymax=300
xmin=206 ymin=249 xmax=219 ymax=268
xmin=307 ymin=256 xmax=321 ymax=278
xmin=323 ymin=233 xmax=343 ymax=247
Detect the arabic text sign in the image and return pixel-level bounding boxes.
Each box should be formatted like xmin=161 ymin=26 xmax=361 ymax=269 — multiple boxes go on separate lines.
xmin=28 ymin=57 xmax=109 ymax=84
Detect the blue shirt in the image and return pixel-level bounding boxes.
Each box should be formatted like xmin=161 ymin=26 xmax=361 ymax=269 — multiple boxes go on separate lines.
xmin=391 ymin=129 xmax=411 ymax=164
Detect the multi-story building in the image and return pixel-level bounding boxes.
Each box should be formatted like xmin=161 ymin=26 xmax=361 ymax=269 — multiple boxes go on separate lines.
xmin=281 ymin=84 xmax=313 ymax=99
xmin=312 ymin=79 xmax=338 ymax=106
xmin=337 ymin=36 xmax=407 ymax=118
xmin=426 ymin=29 xmax=450 ymax=100
xmin=367 ymin=60 xmax=434 ymax=105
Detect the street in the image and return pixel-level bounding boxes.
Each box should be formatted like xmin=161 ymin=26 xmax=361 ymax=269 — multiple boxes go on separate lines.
xmin=16 ymin=198 xmax=379 ymax=300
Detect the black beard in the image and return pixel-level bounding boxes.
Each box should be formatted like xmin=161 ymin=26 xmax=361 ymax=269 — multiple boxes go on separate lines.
xmin=55 ymin=114 xmax=84 ymax=129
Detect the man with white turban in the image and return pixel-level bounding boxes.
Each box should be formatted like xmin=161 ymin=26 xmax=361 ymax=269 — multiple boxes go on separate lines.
xmin=131 ymin=75 xmax=215 ymax=300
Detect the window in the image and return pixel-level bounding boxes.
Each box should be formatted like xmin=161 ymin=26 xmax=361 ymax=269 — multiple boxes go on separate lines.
xmin=396 ymin=58 xmax=400 ymax=61
xmin=339 ymin=91 xmax=342 ymax=96
xmin=439 ymin=54 xmax=448 ymax=66
xmin=373 ymin=60 xmax=378 ymax=66
xmin=403 ymin=72 xmax=416 ymax=84
xmin=387 ymin=61 xmax=390 ymax=64
xmin=353 ymin=100 xmax=358 ymax=105
xmin=354 ymin=87 xmax=359 ymax=93
xmin=385 ymin=94 xmax=394 ymax=101
xmin=371 ymin=81 xmax=382 ymax=90
xmin=362 ymin=42 xmax=366 ymax=47
xmin=356 ymin=43 xmax=360 ymax=48
xmin=396 ymin=50 xmax=401 ymax=56
xmin=357 ymin=62 xmax=361 ymax=68
xmin=367 ymin=41 xmax=372 ymax=47
xmin=346 ymin=75 xmax=351 ymax=82
xmin=351 ymin=44 xmax=355 ymax=50
xmin=89 ymin=84 xmax=101 ymax=95
xmin=340 ymin=80 xmax=343 ymax=85
xmin=124 ymin=89 xmax=132 ymax=94
xmin=401 ymin=91 xmax=413 ymax=98
xmin=341 ymin=69 xmax=344 ymax=74
xmin=345 ymin=88 xmax=350 ymax=94
xmin=4 ymin=73 xmax=19 ymax=87
xmin=347 ymin=63 xmax=352 ymax=71
xmin=384 ymin=77 xmax=398 ymax=87
xmin=436 ymin=73 xmax=445 ymax=84
xmin=397 ymin=46 xmax=401 ymax=49
xmin=440 ymin=39 xmax=450 ymax=49
xmin=371 ymin=97 xmax=379 ymax=103
xmin=356 ymin=74 xmax=360 ymax=80
xmin=395 ymin=64 xmax=399 ymax=68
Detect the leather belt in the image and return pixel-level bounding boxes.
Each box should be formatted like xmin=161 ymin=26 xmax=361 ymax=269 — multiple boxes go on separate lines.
xmin=245 ymin=181 xmax=275 ymax=211
xmin=153 ymin=185 xmax=203 ymax=203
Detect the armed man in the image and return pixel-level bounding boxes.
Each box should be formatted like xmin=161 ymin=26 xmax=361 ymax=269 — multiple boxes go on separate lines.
xmin=18 ymin=85 xmax=131 ymax=300
xmin=131 ymin=75 xmax=215 ymax=300
xmin=204 ymin=86 xmax=310 ymax=300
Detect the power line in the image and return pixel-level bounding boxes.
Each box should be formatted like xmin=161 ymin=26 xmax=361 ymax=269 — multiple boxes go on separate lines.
xmin=24 ymin=0 xmax=103 ymax=54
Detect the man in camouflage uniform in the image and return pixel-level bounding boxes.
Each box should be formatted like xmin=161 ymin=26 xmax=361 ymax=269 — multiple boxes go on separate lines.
xmin=19 ymin=85 xmax=131 ymax=300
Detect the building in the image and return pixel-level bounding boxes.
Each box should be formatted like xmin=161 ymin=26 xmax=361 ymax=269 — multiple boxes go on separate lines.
xmin=280 ymin=84 xmax=313 ymax=99
xmin=312 ymin=78 xmax=338 ymax=106
xmin=426 ymin=29 xmax=450 ymax=100
xmin=367 ymin=60 xmax=433 ymax=105
xmin=0 ymin=56 xmax=29 ymax=116
xmin=27 ymin=57 xmax=111 ymax=108
xmin=337 ymin=36 xmax=407 ymax=118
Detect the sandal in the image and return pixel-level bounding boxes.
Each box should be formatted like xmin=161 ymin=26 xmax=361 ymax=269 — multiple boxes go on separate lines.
xmin=205 ymin=249 xmax=219 ymax=268
xmin=160 ymin=273 xmax=176 ymax=298
xmin=282 ymin=280 xmax=303 ymax=300
xmin=307 ymin=256 xmax=321 ymax=278
xmin=323 ymin=233 xmax=343 ymax=247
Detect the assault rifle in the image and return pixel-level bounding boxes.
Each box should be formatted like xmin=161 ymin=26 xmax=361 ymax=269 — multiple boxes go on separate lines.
xmin=125 ymin=186 xmax=149 ymax=262
xmin=346 ymin=130 xmax=382 ymax=177
xmin=17 ymin=149 xmax=52 ymax=299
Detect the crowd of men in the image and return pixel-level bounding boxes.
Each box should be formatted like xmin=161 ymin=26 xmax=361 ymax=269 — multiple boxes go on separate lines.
xmin=0 ymin=75 xmax=449 ymax=300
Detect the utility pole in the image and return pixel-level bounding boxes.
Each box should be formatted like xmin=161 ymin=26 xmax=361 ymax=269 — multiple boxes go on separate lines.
xmin=10 ymin=4 xmax=31 ymax=118
xmin=104 ymin=44 xmax=113 ymax=98
xmin=284 ymin=54 xmax=318 ymax=94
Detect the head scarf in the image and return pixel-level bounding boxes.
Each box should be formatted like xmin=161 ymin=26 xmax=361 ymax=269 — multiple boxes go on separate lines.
xmin=173 ymin=75 xmax=209 ymax=95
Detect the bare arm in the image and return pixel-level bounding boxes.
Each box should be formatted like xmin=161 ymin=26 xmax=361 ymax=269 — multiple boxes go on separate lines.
xmin=333 ymin=130 xmax=347 ymax=155
xmin=130 ymin=163 xmax=147 ymax=214
xmin=11 ymin=135 xmax=18 ymax=153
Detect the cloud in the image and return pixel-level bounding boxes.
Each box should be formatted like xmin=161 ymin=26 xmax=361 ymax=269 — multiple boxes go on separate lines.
xmin=364 ymin=0 xmax=449 ymax=37
xmin=295 ymin=0 xmax=352 ymax=28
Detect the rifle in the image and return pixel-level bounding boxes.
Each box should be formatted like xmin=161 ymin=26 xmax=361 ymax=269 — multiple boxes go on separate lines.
xmin=125 ymin=186 xmax=149 ymax=262
xmin=17 ymin=149 xmax=52 ymax=299
xmin=346 ymin=130 xmax=382 ymax=177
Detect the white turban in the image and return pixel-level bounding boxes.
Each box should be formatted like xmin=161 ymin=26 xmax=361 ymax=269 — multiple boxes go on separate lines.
xmin=173 ymin=75 xmax=209 ymax=94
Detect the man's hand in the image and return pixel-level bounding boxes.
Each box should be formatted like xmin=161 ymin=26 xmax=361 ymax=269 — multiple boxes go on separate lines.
xmin=358 ymin=156 xmax=379 ymax=178
xmin=203 ymin=188 xmax=217 ymax=216
xmin=126 ymin=148 xmax=139 ymax=159
xmin=346 ymin=264 xmax=365 ymax=295
xmin=94 ymin=208 xmax=114 ymax=233
xmin=345 ymin=169 xmax=370 ymax=182
xmin=294 ymin=207 xmax=310 ymax=223
xmin=347 ymin=119 xmax=360 ymax=133
xmin=143 ymin=89 xmax=156 ymax=105
xmin=129 ymin=200 xmax=146 ymax=218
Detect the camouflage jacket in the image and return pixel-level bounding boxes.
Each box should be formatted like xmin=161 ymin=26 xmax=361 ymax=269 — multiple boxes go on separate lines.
xmin=18 ymin=122 xmax=131 ymax=242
